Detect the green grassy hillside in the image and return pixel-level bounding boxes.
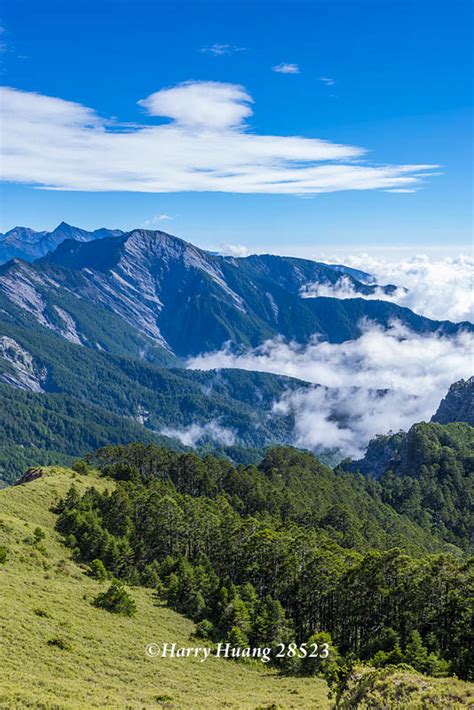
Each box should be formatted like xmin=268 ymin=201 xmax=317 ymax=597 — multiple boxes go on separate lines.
xmin=0 ymin=467 xmax=330 ymax=709
xmin=337 ymin=664 xmax=474 ymax=709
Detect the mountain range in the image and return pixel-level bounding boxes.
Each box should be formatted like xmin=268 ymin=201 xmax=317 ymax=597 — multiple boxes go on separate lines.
xmin=0 ymin=225 xmax=472 ymax=483
xmin=0 ymin=222 xmax=124 ymax=264
xmin=1 ymin=226 xmax=471 ymax=359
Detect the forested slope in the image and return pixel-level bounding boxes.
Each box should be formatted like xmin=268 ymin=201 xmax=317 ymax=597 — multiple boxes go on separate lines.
xmin=56 ymin=445 xmax=473 ymax=682
xmin=344 ymin=422 xmax=474 ymax=551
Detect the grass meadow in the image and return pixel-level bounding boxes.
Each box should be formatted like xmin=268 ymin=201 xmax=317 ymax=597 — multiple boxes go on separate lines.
xmin=0 ymin=468 xmax=330 ymax=709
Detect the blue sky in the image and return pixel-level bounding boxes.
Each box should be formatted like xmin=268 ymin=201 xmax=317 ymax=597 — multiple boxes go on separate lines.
xmin=0 ymin=0 xmax=472 ymax=255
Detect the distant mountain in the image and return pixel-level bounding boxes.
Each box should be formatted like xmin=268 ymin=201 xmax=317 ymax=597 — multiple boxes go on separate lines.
xmin=0 ymin=227 xmax=463 ymax=358
xmin=432 ymin=376 xmax=474 ymax=425
xmin=1 ymin=226 xmax=472 ymax=483
xmin=324 ymin=262 xmax=375 ymax=284
xmin=0 ymin=222 xmax=123 ymax=263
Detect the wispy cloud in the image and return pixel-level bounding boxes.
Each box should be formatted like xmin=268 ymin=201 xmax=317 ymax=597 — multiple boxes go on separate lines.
xmin=0 ymin=81 xmax=438 ymax=194
xmin=160 ymin=421 xmax=236 ymax=447
xmin=385 ymin=188 xmax=417 ymax=193
xmin=272 ymin=63 xmax=300 ymax=74
xmin=319 ymin=76 xmax=335 ymax=86
xmin=0 ymin=24 xmax=7 ymax=55
xmin=201 ymin=43 xmax=245 ymax=56
xmin=141 ymin=214 xmax=174 ymax=228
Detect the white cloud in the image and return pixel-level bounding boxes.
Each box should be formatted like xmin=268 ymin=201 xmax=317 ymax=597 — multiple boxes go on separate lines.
xmin=141 ymin=214 xmax=174 ymax=227
xmin=187 ymin=322 xmax=473 ymax=459
xmin=305 ymin=254 xmax=474 ymax=323
xmin=300 ymin=274 xmax=402 ymax=301
xmin=201 ymin=43 xmax=245 ymax=56
xmin=219 ymin=243 xmax=250 ymax=257
xmin=138 ymin=81 xmax=253 ymax=129
xmin=160 ymin=421 xmax=236 ymax=447
xmin=319 ymin=77 xmax=335 ymax=86
xmin=272 ymin=63 xmax=300 ymax=74
xmin=0 ymin=82 xmax=438 ymax=194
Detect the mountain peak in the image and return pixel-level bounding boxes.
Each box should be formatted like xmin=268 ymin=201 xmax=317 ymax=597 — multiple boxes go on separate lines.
xmin=49 ymin=222 xmax=87 ymax=236
xmin=0 ymin=222 xmax=127 ymax=265
xmin=127 ymin=228 xmax=189 ymax=244
xmin=432 ymin=377 xmax=474 ymax=425
xmin=122 ymin=228 xmax=209 ymax=261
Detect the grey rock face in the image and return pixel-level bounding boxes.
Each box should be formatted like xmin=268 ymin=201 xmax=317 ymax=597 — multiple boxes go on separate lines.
xmin=1 ymin=227 xmax=472 ymax=358
xmin=432 ymin=377 xmax=474 ymax=425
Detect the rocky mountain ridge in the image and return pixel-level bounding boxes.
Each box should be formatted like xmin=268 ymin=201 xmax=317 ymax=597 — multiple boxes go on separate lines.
xmin=1 ymin=227 xmax=471 ymax=359
xmin=432 ymin=376 xmax=474 ymax=425
xmin=0 ymin=222 xmax=123 ymax=263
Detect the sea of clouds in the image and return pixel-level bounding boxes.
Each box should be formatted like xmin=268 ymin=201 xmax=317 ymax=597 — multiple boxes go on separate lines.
xmin=186 ymin=253 xmax=473 ymax=460
xmin=302 ymin=254 xmax=473 ymax=323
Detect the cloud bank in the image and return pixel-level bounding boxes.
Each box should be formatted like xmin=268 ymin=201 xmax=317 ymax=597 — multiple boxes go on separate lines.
xmin=0 ymin=82 xmax=438 ymax=194
xmin=187 ymin=322 xmax=473 ymax=458
xmin=303 ymin=254 xmax=474 ymax=323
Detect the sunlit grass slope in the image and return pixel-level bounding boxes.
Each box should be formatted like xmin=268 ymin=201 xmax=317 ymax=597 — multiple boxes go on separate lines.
xmin=337 ymin=664 xmax=474 ymax=709
xmin=0 ymin=468 xmax=330 ymax=709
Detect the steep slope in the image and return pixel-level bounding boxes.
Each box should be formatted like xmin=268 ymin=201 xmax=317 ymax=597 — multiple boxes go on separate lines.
xmin=343 ymin=421 xmax=474 ymax=550
xmin=57 ymin=444 xmax=472 ymax=682
xmin=0 ymin=266 xmax=179 ymax=366
xmin=0 ymin=468 xmax=329 ymax=708
xmin=432 ymin=376 xmax=474 ymax=425
xmin=0 ymin=383 xmax=186 ymax=485
xmin=0 ymin=222 xmax=123 ymax=263
xmin=0 ymin=309 xmax=315 ymax=483
xmin=22 ymin=228 xmax=473 ymax=356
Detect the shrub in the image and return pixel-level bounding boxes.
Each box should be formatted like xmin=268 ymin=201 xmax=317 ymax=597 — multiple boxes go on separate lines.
xmin=0 ymin=546 xmax=8 ymax=564
xmin=300 ymin=631 xmax=342 ymax=684
xmin=195 ymin=619 xmax=215 ymax=639
xmin=34 ymin=527 xmax=45 ymax=542
xmin=71 ymin=459 xmax=91 ymax=475
xmin=55 ymin=559 xmax=69 ymax=575
xmin=34 ymin=608 xmax=51 ymax=618
xmin=93 ymin=582 xmax=136 ymax=616
xmin=152 ymin=580 xmax=167 ymax=605
xmin=87 ymin=558 xmax=109 ymax=581
xmin=141 ymin=561 xmax=161 ymax=588
xmin=47 ymin=637 xmax=72 ymax=651
xmin=24 ymin=527 xmax=46 ymax=546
